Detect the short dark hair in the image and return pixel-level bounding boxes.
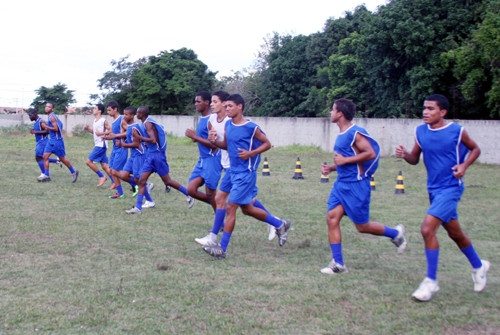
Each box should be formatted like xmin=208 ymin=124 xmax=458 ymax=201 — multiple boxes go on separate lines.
xmin=28 ymin=108 xmax=38 ymax=116
xmin=46 ymin=101 xmax=55 ymax=108
xmin=124 ymin=106 xmax=137 ymax=115
xmin=96 ymin=103 xmax=105 ymax=113
xmin=137 ymin=106 xmax=150 ymax=117
xmin=334 ymin=98 xmax=356 ymax=121
xmin=106 ymin=100 xmax=119 ymax=110
xmin=227 ymin=94 xmax=245 ymax=111
xmin=195 ymin=91 xmax=211 ymax=102
xmin=212 ymin=90 xmax=230 ymax=102
xmin=425 ymin=94 xmax=449 ymax=111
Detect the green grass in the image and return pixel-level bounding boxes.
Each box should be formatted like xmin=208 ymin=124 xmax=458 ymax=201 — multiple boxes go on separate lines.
xmin=0 ymin=131 xmax=498 ymax=334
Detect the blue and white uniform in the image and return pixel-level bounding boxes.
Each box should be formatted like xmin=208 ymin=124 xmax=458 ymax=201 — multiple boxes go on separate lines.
xmin=43 ymin=112 xmax=66 ymax=157
xmin=210 ymin=114 xmax=231 ymax=192
xmin=109 ymin=115 xmax=127 ymax=171
xmin=189 ymin=115 xmax=222 ymax=190
xmin=226 ymin=120 xmax=263 ymax=205
xmin=415 ymin=122 xmax=469 ymax=223
xmin=327 ymin=124 xmax=380 ymax=224
xmin=140 ymin=117 xmax=169 ymax=177
xmin=33 ymin=117 xmax=49 ymax=157
xmin=122 ymin=123 xmax=145 ymax=179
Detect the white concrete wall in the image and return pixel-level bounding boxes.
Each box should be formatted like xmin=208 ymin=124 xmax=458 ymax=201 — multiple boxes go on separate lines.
xmin=3 ymin=114 xmax=499 ymax=165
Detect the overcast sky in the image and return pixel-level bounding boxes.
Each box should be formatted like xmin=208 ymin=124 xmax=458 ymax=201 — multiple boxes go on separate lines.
xmin=0 ymin=0 xmax=388 ymax=108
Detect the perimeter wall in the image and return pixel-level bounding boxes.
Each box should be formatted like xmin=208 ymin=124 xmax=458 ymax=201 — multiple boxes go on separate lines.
xmin=2 ymin=114 xmax=498 ymax=165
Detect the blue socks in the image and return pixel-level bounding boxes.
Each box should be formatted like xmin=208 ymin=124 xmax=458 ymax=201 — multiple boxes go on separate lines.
xmin=211 ymin=209 xmax=226 ymax=235
xmin=425 ymin=248 xmax=439 ymax=280
xmin=461 ymin=244 xmax=482 ymax=269
xmin=330 ymin=243 xmax=344 ymax=265
xmin=220 ymin=231 xmax=232 ymax=252
xmin=178 ymin=185 xmax=188 ymax=196
xmin=96 ymin=170 xmax=105 ymax=178
xmin=382 ymin=226 xmax=398 ymax=239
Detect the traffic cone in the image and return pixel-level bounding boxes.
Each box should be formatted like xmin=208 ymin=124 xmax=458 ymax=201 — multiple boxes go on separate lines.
xmin=370 ymin=175 xmax=376 ymax=190
xmin=262 ymin=157 xmax=271 ymax=176
xmin=320 ymin=162 xmax=329 ymax=183
xmin=292 ymin=157 xmax=304 ymax=179
xmin=394 ymin=171 xmax=405 ymax=194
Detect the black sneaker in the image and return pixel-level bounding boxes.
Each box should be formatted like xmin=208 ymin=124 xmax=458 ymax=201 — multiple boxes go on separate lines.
xmin=203 ymin=244 xmax=226 ymax=259
xmin=275 ymin=219 xmax=291 ymax=247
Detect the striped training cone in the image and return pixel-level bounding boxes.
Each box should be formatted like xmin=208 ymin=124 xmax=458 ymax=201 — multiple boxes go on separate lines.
xmin=370 ymin=175 xmax=376 ymax=191
xmin=262 ymin=157 xmax=271 ymax=176
xmin=320 ymin=162 xmax=329 ymax=183
xmin=394 ymin=171 xmax=405 ymax=194
xmin=292 ymin=157 xmax=304 ymax=179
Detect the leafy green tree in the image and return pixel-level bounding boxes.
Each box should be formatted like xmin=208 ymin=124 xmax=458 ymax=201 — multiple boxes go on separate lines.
xmin=128 ymin=48 xmax=216 ymax=114
xmin=254 ymin=33 xmax=316 ymax=116
xmin=97 ymin=55 xmax=146 ymax=109
xmin=442 ymin=0 xmax=500 ymax=117
xmin=31 ymin=83 xmax=76 ymax=114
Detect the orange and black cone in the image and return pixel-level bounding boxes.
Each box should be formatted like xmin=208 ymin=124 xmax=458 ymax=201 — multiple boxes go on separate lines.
xmin=320 ymin=162 xmax=329 ymax=183
xmin=262 ymin=157 xmax=271 ymax=176
xmin=292 ymin=157 xmax=304 ymax=179
xmin=370 ymin=175 xmax=376 ymax=190
xmin=394 ymin=171 xmax=405 ymax=194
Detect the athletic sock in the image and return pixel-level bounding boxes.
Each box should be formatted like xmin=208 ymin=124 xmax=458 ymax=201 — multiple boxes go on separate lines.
xmin=144 ymin=189 xmax=153 ymax=202
xmin=177 ymin=185 xmax=188 ymax=196
xmin=383 ymin=226 xmax=398 ymax=239
xmin=135 ymin=194 xmax=144 ymax=210
xmin=263 ymin=213 xmax=282 ymax=228
xmin=116 ymin=185 xmax=124 ymax=196
xmin=220 ymin=231 xmax=232 ymax=252
xmin=96 ymin=170 xmax=104 ymax=178
xmin=330 ymin=243 xmax=344 ymax=266
xmin=37 ymin=160 xmax=45 ymax=173
xmin=48 ymin=158 xmax=58 ymax=164
xmin=425 ymin=248 xmax=439 ymax=280
xmin=461 ymin=244 xmax=482 ymax=269
xmin=68 ymin=166 xmax=75 ymax=174
xmin=210 ymin=209 xmax=226 ymax=234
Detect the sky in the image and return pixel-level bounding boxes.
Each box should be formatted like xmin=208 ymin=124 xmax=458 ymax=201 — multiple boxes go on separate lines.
xmin=0 ymin=0 xmax=388 ymax=108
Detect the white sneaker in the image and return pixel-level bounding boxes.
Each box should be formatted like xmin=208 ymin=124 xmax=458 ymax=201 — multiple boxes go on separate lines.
xmin=320 ymin=259 xmax=348 ymax=275
xmin=195 ymin=233 xmax=217 ymax=246
xmin=125 ymin=207 xmax=142 ymax=215
xmin=412 ymin=277 xmax=439 ymax=302
xmin=146 ymin=182 xmax=154 ymax=194
xmin=268 ymin=224 xmax=276 ymax=241
xmin=142 ymin=201 xmax=156 ymax=209
xmin=391 ymin=224 xmax=407 ymax=253
xmin=37 ymin=173 xmax=49 ymax=181
xmin=472 ymin=260 xmax=490 ymax=292
xmin=187 ymin=196 xmax=195 ymax=209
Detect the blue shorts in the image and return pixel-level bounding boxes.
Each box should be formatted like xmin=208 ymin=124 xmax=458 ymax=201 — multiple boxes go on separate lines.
xmin=328 ymin=178 xmax=371 ymax=224
xmin=189 ymin=154 xmax=222 ymax=190
xmin=109 ymin=147 xmax=128 ymax=170
xmin=35 ymin=139 xmax=48 ymax=157
xmin=88 ymin=146 xmax=108 ymax=163
xmin=141 ymin=151 xmax=169 ymax=177
xmin=228 ymin=170 xmax=258 ymax=205
xmin=219 ymin=168 xmax=232 ymax=193
xmin=427 ymin=185 xmax=464 ymax=223
xmin=44 ymin=139 xmax=66 ymax=158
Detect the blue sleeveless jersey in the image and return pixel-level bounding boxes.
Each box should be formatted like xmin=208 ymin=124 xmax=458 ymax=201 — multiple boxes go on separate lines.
xmin=111 ymin=115 xmax=123 ymax=148
xmin=334 ymin=124 xmax=380 ymax=182
xmin=143 ymin=117 xmax=167 ymax=153
xmin=197 ymin=115 xmax=212 ymax=158
xmin=125 ymin=123 xmax=144 ymax=157
xmin=33 ymin=118 xmax=49 ymax=142
xmin=415 ymin=122 xmax=469 ymax=190
xmin=225 ymin=120 xmax=263 ymax=173
xmin=47 ymin=112 xmax=63 ymax=140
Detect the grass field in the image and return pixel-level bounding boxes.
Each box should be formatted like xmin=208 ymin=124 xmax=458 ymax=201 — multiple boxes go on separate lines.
xmin=0 ymin=126 xmax=498 ymax=334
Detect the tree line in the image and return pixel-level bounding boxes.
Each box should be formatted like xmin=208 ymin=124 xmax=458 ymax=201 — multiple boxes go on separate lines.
xmin=32 ymin=0 xmax=499 ymax=119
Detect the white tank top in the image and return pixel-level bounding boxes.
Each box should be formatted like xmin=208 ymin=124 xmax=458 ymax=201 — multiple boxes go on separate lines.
xmin=209 ymin=113 xmax=230 ymax=168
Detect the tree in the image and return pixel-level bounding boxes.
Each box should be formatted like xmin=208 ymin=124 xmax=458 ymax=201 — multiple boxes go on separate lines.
xmin=254 ymin=33 xmax=316 ymax=116
xmin=97 ymin=55 xmax=146 ymax=109
xmin=31 ymin=83 xmax=76 ymax=114
xmin=442 ymin=0 xmax=500 ymax=118
xmin=128 ymin=48 xmax=216 ymax=114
